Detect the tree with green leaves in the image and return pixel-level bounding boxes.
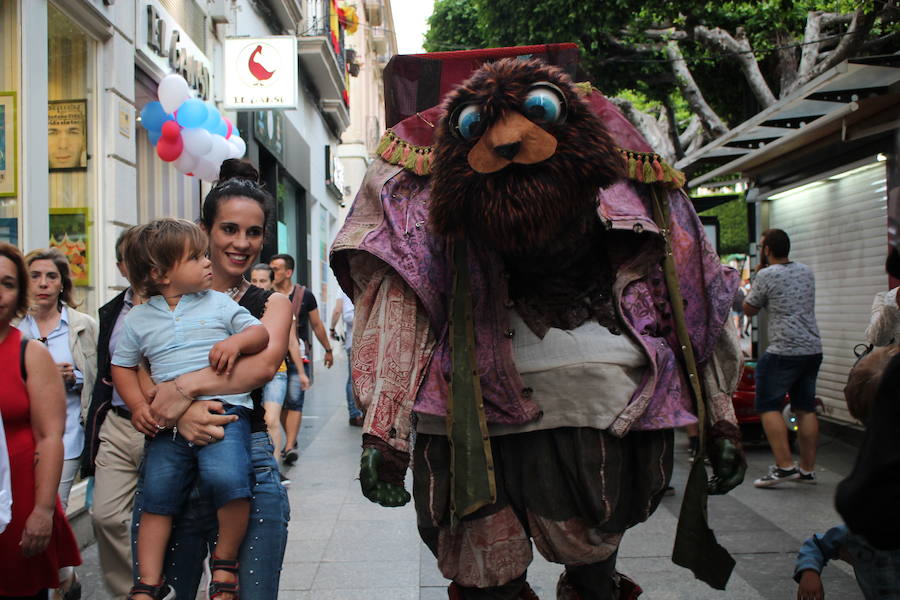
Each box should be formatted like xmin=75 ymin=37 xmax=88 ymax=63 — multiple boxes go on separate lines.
xmin=424 ymin=0 xmax=897 ymax=162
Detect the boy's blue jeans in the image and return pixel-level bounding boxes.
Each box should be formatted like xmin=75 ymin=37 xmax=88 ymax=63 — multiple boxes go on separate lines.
xmin=140 ymin=405 xmax=252 ymax=514
xmin=133 ymin=432 xmax=290 ymax=599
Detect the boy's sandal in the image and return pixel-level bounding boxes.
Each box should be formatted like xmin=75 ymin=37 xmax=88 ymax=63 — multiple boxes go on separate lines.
xmin=126 ymin=581 xmax=173 ymax=600
xmin=209 ymin=556 xmax=240 ymax=600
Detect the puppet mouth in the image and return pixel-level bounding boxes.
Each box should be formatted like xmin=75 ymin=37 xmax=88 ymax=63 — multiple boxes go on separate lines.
xmin=467 ymin=111 xmax=557 ymax=174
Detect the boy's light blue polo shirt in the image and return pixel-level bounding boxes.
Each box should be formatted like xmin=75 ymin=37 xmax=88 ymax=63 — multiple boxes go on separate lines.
xmin=111 ymin=290 xmax=262 ymax=409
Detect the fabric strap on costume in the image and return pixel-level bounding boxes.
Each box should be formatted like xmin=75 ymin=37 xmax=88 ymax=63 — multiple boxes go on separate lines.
xmin=448 ymin=239 xmax=497 ymax=524
xmin=650 ymin=186 xmax=735 ymax=590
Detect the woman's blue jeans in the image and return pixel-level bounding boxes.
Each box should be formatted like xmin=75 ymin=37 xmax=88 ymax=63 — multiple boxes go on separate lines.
xmin=132 ymin=431 xmax=290 ymax=599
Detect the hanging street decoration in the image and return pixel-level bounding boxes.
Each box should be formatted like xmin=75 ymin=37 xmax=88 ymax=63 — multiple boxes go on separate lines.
xmin=139 ymin=73 xmax=246 ymax=181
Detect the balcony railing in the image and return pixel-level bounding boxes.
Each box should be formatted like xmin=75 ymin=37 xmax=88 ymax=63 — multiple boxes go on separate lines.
xmin=298 ymin=4 xmax=350 ymax=132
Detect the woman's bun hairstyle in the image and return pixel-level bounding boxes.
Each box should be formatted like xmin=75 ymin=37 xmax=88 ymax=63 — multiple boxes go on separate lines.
xmin=201 ymin=159 xmax=273 ymax=235
xmin=218 ymin=158 xmax=260 ymax=184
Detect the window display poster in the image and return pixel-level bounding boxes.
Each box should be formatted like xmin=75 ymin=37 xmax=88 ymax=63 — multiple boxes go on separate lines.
xmin=0 ymin=92 xmax=15 ymax=196
xmin=48 ymin=99 xmax=87 ymax=171
xmin=49 ymin=207 xmax=89 ymax=285
xmin=0 ymin=218 xmax=17 ymax=246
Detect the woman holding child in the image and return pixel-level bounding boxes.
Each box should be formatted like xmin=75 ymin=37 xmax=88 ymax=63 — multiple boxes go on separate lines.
xmin=128 ymin=160 xmax=293 ymax=600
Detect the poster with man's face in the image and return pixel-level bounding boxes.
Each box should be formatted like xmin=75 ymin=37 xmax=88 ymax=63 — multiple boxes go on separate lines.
xmin=48 ymin=100 xmax=87 ymax=171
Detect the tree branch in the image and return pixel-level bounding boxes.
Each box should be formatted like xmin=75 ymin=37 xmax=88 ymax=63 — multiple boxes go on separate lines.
xmin=793 ymin=8 xmax=879 ymax=89
xmin=608 ymin=97 xmax=677 ymax=163
xmin=665 ymin=40 xmax=729 ymax=137
xmin=798 ymin=12 xmax=824 ymax=81
xmin=678 ymin=114 xmax=702 ymax=149
xmin=694 ymin=25 xmax=777 ymax=107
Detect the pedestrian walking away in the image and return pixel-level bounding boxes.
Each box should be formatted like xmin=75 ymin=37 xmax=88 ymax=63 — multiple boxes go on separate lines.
xmin=743 ymin=229 xmax=822 ymax=488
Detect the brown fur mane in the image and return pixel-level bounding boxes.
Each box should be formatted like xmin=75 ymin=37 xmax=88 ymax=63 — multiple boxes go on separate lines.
xmin=429 ymin=58 xmax=624 ymax=256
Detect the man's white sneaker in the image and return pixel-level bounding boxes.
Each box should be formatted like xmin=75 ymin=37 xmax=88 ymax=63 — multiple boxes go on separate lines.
xmin=753 ymin=465 xmax=801 ymax=488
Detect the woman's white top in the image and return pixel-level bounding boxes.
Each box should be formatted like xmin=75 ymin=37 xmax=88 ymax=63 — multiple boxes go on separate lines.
xmin=17 ymin=307 xmax=84 ymax=460
xmin=0 ymin=412 xmax=11 ymax=534
xmin=865 ymin=287 xmax=900 ymax=347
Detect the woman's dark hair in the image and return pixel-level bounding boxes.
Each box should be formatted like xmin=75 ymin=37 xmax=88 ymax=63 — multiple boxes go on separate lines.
xmin=25 ymin=247 xmax=79 ymax=308
xmin=201 ymin=159 xmax=273 ymax=233
xmin=0 ymin=242 xmax=31 ymax=319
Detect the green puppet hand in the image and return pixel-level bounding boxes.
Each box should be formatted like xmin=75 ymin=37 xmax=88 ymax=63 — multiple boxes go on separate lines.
xmin=360 ymin=447 xmax=412 ymax=507
xmin=707 ymin=437 xmax=746 ymax=495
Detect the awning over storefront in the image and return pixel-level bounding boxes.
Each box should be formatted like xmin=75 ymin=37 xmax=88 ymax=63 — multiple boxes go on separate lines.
xmin=677 ymin=55 xmax=900 ymax=188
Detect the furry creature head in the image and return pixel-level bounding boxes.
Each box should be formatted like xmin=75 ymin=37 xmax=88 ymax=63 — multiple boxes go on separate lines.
xmin=429 ymin=58 xmax=624 ymax=256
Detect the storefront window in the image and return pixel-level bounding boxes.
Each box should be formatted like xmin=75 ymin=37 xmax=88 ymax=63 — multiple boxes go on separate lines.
xmin=0 ymin=0 xmax=20 ymax=243
xmin=48 ymin=4 xmax=94 ymax=306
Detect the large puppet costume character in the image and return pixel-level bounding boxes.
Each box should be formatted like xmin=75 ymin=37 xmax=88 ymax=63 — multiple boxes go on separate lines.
xmin=332 ymin=45 xmax=746 ymax=599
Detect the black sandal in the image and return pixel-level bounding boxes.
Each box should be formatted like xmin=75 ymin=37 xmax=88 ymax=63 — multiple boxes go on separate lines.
xmin=127 ymin=580 xmax=173 ymax=600
xmin=209 ymin=556 xmax=240 ymax=599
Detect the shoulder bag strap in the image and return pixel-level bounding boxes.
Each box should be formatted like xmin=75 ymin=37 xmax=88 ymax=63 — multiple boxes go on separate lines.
xmin=650 ymin=186 xmax=735 ymax=590
xmin=20 ymin=337 xmax=28 ymax=382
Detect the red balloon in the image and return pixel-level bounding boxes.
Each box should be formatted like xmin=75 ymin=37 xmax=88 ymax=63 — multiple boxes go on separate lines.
xmin=224 ymin=118 xmax=233 ymax=139
xmin=161 ymin=120 xmax=182 ymax=141
xmin=157 ymin=136 xmax=183 ymax=162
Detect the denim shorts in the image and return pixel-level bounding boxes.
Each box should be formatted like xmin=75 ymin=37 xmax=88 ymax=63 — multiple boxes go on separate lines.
xmin=755 ymin=351 xmax=823 ymax=414
xmin=140 ymin=405 xmax=253 ymax=514
xmin=263 ymin=370 xmax=287 ymax=406
xmin=133 ymin=431 xmax=290 ymax=599
xmin=283 ymin=361 xmax=309 ymax=411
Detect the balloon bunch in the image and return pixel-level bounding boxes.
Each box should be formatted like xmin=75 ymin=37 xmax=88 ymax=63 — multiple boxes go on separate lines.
xmin=139 ymin=74 xmax=247 ymax=181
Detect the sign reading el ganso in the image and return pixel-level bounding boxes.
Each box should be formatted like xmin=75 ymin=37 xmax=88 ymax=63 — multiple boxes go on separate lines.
xmin=223 ymin=37 xmax=298 ymax=110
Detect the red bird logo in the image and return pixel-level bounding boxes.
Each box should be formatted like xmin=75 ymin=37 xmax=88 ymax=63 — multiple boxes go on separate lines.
xmin=248 ymin=45 xmax=275 ymax=82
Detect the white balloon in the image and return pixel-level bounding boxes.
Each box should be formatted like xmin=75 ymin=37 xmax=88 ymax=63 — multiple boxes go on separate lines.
xmin=206 ymin=134 xmax=231 ymax=165
xmin=173 ymin=151 xmax=197 ymax=174
xmin=158 ymin=74 xmax=191 ymax=114
xmin=195 ymin=158 xmax=219 ymax=182
xmin=229 ymin=136 xmax=246 ymax=158
xmin=182 ymin=128 xmax=213 ymax=157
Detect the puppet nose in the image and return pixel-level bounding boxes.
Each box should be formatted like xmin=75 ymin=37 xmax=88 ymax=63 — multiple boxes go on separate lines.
xmin=494 ymin=142 xmax=521 ymax=160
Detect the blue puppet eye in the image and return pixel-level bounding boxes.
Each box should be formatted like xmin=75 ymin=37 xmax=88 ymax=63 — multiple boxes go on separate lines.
xmin=452 ymin=104 xmax=483 ymax=140
xmin=522 ymin=84 xmax=567 ymax=125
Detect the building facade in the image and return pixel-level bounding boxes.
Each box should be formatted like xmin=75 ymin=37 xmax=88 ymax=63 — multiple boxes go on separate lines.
xmin=337 ymin=0 xmax=396 ymax=219
xmin=0 ymin=0 xmax=348 ymax=335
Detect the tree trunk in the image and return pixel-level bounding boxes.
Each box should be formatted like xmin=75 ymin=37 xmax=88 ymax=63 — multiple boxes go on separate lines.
xmin=663 ymin=98 xmax=685 ymax=160
xmin=678 ymin=115 xmax=702 ymax=149
xmin=694 ymin=25 xmax=777 ymax=107
xmin=790 ymin=9 xmax=879 ymax=91
xmin=665 ymin=41 xmax=729 ymax=137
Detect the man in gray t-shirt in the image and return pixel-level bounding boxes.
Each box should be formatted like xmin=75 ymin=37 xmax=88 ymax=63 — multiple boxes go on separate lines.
xmin=744 ymin=229 xmax=822 ymax=488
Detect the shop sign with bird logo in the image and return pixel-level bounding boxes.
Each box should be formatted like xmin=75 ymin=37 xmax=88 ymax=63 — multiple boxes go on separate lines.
xmin=223 ymin=37 xmax=297 ymax=109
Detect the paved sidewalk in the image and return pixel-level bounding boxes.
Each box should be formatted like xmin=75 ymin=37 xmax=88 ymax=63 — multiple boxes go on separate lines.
xmin=79 ymin=355 xmax=865 ymax=599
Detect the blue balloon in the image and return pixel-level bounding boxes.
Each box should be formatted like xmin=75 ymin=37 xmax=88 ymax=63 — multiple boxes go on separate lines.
xmin=214 ymin=118 xmax=228 ymax=138
xmin=200 ymin=102 xmax=221 ymax=132
xmin=148 ymin=130 xmax=161 ymax=146
xmin=175 ymin=98 xmax=209 ymax=129
xmin=140 ymin=101 xmax=170 ymax=132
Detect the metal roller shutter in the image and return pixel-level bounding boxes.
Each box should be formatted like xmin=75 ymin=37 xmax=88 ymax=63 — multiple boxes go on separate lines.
xmin=768 ymin=160 xmax=887 ymax=425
